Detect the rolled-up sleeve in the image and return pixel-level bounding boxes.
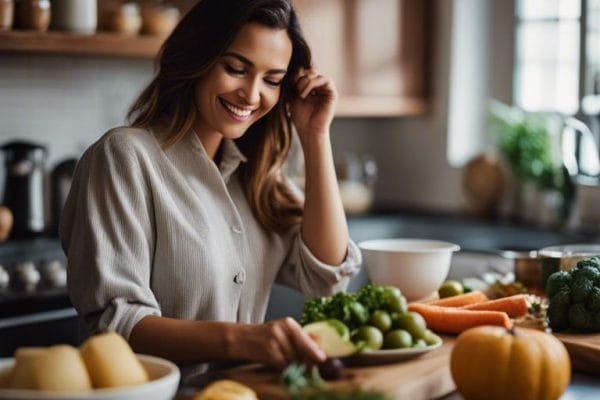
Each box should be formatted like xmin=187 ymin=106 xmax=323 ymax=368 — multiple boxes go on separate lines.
xmin=276 ymin=226 xmax=362 ymax=297
xmin=59 ymin=131 xmax=160 ymax=339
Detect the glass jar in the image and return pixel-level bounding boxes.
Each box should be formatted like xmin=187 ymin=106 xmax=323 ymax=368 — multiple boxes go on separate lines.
xmin=335 ymin=153 xmax=378 ymax=214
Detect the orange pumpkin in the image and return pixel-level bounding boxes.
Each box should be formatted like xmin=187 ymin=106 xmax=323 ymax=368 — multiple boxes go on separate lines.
xmin=450 ymin=326 xmax=571 ymax=400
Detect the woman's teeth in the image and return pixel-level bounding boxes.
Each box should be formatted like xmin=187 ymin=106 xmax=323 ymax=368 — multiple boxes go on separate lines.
xmin=221 ymin=99 xmax=252 ymax=118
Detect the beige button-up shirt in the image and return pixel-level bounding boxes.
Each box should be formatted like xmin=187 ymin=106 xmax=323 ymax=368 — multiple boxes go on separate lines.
xmin=60 ymin=126 xmax=361 ymax=347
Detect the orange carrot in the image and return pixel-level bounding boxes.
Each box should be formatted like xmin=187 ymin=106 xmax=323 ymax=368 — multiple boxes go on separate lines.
xmin=408 ymin=302 xmax=512 ymax=334
xmin=461 ymin=294 xmax=529 ymax=318
xmin=426 ymin=291 xmax=489 ymax=307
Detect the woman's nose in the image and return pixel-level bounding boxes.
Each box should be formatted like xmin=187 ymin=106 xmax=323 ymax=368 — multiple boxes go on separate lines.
xmin=238 ymin=79 xmax=261 ymax=105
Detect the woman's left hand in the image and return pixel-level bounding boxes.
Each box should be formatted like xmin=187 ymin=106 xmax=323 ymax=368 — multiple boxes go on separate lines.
xmin=289 ymin=68 xmax=337 ymax=140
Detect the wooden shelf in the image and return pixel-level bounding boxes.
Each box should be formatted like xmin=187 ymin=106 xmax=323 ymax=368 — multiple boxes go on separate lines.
xmin=0 ymin=30 xmax=164 ymax=59
xmin=336 ymin=96 xmax=428 ymax=117
xmin=0 ymin=0 xmax=432 ymax=117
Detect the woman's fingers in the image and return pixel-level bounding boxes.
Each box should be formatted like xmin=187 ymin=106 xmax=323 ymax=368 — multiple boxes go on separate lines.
xmin=272 ymin=319 xmax=297 ymax=366
xmin=283 ymin=318 xmax=327 ymax=364
xmin=260 ymin=318 xmax=326 ymax=369
xmin=295 ymin=69 xmax=334 ymax=99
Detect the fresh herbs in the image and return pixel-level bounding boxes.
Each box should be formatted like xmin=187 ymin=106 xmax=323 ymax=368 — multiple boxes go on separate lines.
xmin=281 ymin=362 xmax=391 ymax=400
xmin=301 ymin=284 xmax=403 ymax=331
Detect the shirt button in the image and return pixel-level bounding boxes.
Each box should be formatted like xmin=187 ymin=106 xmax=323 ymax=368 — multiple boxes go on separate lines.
xmin=231 ymin=226 xmax=242 ymax=234
xmin=233 ymin=270 xmax=246 ymax=285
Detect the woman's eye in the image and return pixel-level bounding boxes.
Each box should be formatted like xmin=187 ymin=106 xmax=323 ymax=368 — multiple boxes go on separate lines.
xmin=225 ymin=64 xmax=245 ymax=75
xmin=264 ymin=79 xmax=282 ymax=87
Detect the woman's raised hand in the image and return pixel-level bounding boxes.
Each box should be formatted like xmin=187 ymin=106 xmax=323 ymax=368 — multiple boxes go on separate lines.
xmin=289 ymin=68 xmax=337 ymax=140
xmin=235 ymin=317 xmax=326 ymax=370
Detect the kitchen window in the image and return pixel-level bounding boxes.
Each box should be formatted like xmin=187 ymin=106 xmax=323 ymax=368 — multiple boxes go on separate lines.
xmin=448 ymin=0 xmax=599 ymax=167
xmin=514 ymin=0 xmax=600 ymax=114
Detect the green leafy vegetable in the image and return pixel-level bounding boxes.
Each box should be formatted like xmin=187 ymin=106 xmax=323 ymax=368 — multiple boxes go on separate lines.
xmin=281 ymin=362 xmax=391 ymax=400
xmin=546 ymin=256 xmax=600 ymax=332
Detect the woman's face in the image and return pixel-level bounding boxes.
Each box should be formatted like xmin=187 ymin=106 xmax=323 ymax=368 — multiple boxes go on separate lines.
xmin=194 ymin=22 xmax=293 ymax=141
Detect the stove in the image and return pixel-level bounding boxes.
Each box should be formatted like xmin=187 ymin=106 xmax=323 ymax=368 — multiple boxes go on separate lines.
xmin=0 ymin=237 xmax=78 ymax=356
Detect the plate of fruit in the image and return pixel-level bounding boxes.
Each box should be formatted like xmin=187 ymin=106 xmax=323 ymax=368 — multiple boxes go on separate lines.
xmin=301 ymin=284 xmax=443 ymax=366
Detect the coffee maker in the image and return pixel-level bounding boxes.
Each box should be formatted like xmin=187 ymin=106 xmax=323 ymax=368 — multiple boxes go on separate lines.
xmin=1 ymin=141 xmax=47 ymax=239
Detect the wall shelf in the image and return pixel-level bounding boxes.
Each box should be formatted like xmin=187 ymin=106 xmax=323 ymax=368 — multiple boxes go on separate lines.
xmin=0 ymin=0 xmax=432 ymax=117
xmin=0 ymin=30 xmax=164 ymax=59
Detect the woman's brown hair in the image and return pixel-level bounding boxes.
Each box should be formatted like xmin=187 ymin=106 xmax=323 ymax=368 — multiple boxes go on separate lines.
xmin=127 ymin=0 xmax=312 ymax=233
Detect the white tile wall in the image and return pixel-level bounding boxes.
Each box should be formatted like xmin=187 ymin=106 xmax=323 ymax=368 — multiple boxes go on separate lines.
xmin=0 ymin=55 xmax=154 ymax=168
xmin=0 ymin=0 xmax=516 ymax=215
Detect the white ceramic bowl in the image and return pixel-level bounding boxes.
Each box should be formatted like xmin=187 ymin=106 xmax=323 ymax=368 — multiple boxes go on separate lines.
xmin=359 ymin=238 xmax=460 ymax=301
xmin=0 ymin=354 xmax=180 ymax=400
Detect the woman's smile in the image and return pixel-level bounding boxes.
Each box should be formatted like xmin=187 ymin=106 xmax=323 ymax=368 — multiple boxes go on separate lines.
xmin=219 ymin=97 xmax=256 ymax=122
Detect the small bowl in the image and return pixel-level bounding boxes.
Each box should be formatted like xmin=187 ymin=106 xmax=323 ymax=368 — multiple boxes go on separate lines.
xmin=359 ymin=238 xmax=460 ymax=301
xmin=0 ymin=354 xmax=180 ymax=400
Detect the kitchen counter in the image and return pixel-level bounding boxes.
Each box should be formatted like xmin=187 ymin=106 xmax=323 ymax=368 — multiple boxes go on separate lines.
xmin=1 ymin=214 xmax=598 ymax=398
xmin=263 ymin=212 xmax=600 ymax=399
xmin=267 ymin=212 xmax=597 ymax=321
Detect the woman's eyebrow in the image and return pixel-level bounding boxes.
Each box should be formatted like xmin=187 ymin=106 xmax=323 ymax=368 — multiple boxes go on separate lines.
xmin=222 ymin=51 xmax=287 ymax=75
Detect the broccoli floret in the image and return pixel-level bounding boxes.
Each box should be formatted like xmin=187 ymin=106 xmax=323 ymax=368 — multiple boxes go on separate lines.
xmin=356 ymin=284 xmax=388 ymax=313
xmin=571 ymin=275 xmax=594 ymax=303
xmin=356 ymin=283 xmax=403 ymax=314
xmin=546 ymin=271 xmax=572 ymax=299
xmin=547 ymin=288 xmax=571 ymax=331
xmin=301 ymin=297 xmax=329 ymax=325
xmin=323 ymin=291 xmax=358 ymax=327
xmin=568 ymin=303 xmax=592 ymax=331
xmin=576 ymin=257 xmax=600 ymax=271
xmin=571 ymin=264 xmax=600 ymax=283
xmin=587 ymin=287 xmax=600 ymax=312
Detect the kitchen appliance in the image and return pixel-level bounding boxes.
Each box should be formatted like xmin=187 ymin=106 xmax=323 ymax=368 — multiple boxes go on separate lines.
xmin=1 ymin=141 xmax=47 ymax=239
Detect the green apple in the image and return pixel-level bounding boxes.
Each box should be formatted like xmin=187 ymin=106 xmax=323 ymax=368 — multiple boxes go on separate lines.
xmin=303 ymin=320 xmax=356 ymax=357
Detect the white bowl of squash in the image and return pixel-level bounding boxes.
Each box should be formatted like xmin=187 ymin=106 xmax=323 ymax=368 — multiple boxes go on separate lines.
xmin=0 ymin=332 xmax=180 ymax=400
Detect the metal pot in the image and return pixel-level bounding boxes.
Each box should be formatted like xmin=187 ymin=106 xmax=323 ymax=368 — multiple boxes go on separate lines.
xmin=538 ymin=244 xmax=600 ymax=289
xmin=500 ymin=244 xmax=600 ymax=293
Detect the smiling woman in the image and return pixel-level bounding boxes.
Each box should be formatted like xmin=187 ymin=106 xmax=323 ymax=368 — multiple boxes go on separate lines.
xmin=193 ymin=23 xmax=292 ymax=151
xmin=59 ymin=0 xmax=361 ymax=385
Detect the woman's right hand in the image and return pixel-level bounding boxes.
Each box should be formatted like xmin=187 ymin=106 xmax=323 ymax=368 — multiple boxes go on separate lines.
xmin=234 ymin=317 xmax=326 ymax=370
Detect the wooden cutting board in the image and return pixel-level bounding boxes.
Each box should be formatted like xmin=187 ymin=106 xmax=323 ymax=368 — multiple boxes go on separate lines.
xmin=554 ymin=332 xmax=600 ymax=377
xmin=216 ymin=336 xmax=456 ymax=400
xmin=516 ymin=320 xmax=600 ymax=376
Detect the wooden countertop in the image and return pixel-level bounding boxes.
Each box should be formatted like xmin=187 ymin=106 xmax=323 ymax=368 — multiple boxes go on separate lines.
xmin=175 ymin=336 xmax=456 ymax=400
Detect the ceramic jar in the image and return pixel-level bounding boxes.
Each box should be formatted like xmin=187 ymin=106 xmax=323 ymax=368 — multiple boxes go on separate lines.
xmin=0 ymin=0 xmax=14 ymax=30
xmin=17 ymin=0 xmax=50 ymax=31
xmin=51 ymin=0 xmax=97 ymax=34
xmin=141 ymin=4 xmax=179 ymax=36
xmin=102 ymin=2 xmax=141 ymax=35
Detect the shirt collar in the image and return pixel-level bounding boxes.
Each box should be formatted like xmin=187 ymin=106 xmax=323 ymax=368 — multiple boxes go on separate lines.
xmin=185 ymin=130 xmax=247 ymax=182
xmin=218 ymin=138 xmax=247 ymax=182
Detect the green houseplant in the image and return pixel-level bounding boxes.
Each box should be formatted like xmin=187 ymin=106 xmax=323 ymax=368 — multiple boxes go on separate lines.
xmin=488 ymin=100 xmax=572 ymax=224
